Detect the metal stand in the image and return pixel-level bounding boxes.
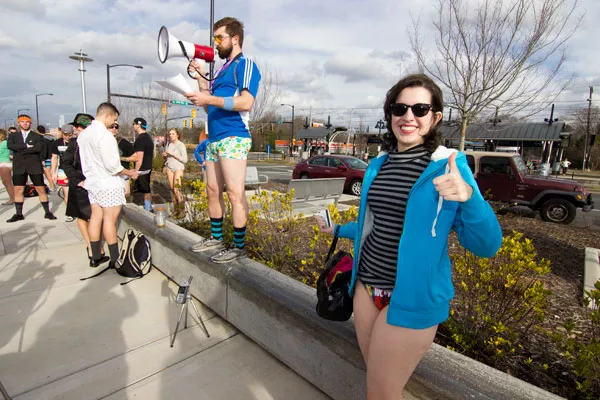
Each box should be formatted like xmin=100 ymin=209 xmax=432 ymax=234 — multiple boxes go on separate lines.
xmin=0 ymin=380 xmax=12 ymax=400
xmin=170 ymin=293 xmax=210 ymax=347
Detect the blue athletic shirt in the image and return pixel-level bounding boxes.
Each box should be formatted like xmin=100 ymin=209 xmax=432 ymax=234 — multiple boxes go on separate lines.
xmin=208 ymin=53 xmax=261 ymax=142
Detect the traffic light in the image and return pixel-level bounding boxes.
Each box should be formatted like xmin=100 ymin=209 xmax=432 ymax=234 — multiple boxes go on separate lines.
xmin=191 ymin=108 xmax=196 ymax=118
xmin=190 ymin=119 xmax=193 ymax=128
xmin=183 ymin=119 xmax=187 ymax=127
xmin=162 ymin=103 xmax=167 ymax=116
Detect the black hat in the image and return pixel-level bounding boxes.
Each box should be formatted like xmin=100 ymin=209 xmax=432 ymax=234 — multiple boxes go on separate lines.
xmin=71 ymin=113 xmax=94 ymax=128
xmin=133 ymin=117 xmax=147 ymax=129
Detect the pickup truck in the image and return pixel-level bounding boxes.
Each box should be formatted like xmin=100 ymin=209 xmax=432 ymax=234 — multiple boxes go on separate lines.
xmin=464 ymin=151 xmax=594 ymax=224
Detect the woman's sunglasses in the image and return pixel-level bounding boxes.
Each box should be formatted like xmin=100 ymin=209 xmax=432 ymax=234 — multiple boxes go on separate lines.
xmin=389 ymin=103 xmax=432 ymax=118
xmin=109 ymin=124 xmax=120 ymax=129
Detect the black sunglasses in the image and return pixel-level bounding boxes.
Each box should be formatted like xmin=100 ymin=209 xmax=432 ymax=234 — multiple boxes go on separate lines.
xmin=110 ymin=124 xmax=120 ymax=129
xmin=389 ymin=103 xmax=433 ymax=118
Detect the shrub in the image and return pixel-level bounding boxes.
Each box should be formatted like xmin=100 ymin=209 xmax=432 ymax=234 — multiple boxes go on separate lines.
xmin=246 ymin=189 xmax=306 ymax=275
xmin=550 ymin=280 xmax=600 ymax=398
xmin=152 ymin=152 xmax=165 ymax=172
xmin=177 ymin=178 xmax=211 ymax=234
xmin=442 ymin=231 xmax=552 ymax=363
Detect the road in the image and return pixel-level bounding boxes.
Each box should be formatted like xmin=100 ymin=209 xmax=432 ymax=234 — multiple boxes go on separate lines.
xmin=249 ymin=163 xmax=600 ymax=230
xmin=249 ymin=163 xmax=295 ymax=184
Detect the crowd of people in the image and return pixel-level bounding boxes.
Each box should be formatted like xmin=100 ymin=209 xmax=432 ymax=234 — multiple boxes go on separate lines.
xmin=0 ymin=15 xmax=505 ymax=400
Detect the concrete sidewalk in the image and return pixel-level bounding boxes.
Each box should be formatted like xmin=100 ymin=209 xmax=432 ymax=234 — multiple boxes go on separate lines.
xmin=0 ymin=189 xmax=329 ymax=400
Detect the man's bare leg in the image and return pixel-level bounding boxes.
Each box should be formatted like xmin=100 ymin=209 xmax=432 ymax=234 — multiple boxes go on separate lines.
xmin=220 ymin=158 xmax=248 ymax=227
xmin=101 ymin=205 xmax=123 ymax=264
xmin=205 ymin=160 xmax=226 ymax=219
xmin=191 ymin=161 xmax=226 ymax=252
xmin=210 ymin=158 xmax=248 ymax=263
xmin=88 ymin=203 xmax=105 ymax=262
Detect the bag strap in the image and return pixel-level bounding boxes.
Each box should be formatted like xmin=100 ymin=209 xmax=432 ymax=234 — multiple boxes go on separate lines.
xmin=79 ymin=264 xmax=114 ymax=281
xmin=325 ymin=225 xmax=341 ymax=262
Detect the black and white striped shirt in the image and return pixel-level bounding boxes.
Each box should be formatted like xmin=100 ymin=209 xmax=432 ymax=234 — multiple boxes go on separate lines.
xmin=358 ymin=145 xmax=431 ymax=289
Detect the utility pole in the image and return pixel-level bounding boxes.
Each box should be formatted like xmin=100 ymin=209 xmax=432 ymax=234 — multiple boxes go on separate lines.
xmin=584 ymin=86 xmax=593 ymax=170
xmin=345 ymin=109 xmax=353 ymax=155
xmin=544 ymin=104 xmax=558 ymax=163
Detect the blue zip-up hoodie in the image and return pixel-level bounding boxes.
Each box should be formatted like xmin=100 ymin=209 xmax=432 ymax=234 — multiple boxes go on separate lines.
xmin=337 ymin=146 xmax=502 ymax=329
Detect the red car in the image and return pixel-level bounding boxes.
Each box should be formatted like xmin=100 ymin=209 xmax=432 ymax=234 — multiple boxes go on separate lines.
xmin=292 ymin=155 xmax=368 ymax=196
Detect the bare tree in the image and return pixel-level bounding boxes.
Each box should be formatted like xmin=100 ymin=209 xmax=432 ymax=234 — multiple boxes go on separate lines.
xmin=411 ymin=0 xmax=581 ymax=150
xmin=563 ymin=106 xmax=600 ymax=168
xmin=251 ymin=60 xmax=282 ymax=124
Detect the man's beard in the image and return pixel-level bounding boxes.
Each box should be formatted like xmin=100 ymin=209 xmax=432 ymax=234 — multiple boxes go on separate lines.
xmin=217 ymin=44 xmax=233 ymax=60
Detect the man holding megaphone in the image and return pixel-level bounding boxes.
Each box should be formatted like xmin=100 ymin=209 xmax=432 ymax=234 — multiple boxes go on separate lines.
xmin=185 ymin=17 xmax=261 ymax=263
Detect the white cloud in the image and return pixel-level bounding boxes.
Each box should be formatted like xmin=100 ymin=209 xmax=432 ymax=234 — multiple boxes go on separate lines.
xmin=0 ymin=0 xmax=596 ymax=130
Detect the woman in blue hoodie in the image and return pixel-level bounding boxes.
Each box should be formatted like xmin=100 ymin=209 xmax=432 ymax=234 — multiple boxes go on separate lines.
xmin=316 ymin=74 xmax=502 ymax=399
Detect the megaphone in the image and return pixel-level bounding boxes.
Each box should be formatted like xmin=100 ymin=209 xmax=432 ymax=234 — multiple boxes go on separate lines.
xmin=157 ymin=26 xmax=214 ymax=63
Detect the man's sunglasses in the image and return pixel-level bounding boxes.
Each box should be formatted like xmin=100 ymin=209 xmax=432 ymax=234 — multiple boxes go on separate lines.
xmin=109 ymin=124 xmax=120 ymax=129
xmin=213 ymin=35 xmax=231 ymax=45
xmin=389 ymin=103 xmax=433 ymax=118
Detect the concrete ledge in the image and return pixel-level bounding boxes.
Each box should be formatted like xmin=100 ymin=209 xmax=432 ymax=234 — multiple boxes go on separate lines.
xmin=584 ymin=247 xmax=600 ymax=308
xmin=118 ymin=204 xmax=564 ymax=400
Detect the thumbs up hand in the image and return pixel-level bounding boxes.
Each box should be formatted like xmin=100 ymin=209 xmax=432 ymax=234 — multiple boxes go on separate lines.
xmin=432 ymin=152 xmax=473 ymax=202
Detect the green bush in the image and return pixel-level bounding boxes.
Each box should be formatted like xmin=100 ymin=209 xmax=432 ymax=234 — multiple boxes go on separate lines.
xmin=152 ymin=152 xmax=165 ymax=172
xmin=443 ymin=231 xmax=552 ymax=361
xmin=550 ymin=281 xmax=600 ymax=398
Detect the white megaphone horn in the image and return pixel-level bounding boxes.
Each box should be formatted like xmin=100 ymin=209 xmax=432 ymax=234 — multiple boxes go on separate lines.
xmin=157 ymin=26 xmax=214 ymax=63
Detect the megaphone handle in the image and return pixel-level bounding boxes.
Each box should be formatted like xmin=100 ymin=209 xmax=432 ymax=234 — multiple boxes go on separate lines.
xmin=188 ymin=60 xmax=214 ymax=81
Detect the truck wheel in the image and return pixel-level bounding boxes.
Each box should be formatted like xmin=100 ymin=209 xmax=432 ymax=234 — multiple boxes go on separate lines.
xmin=300 ymin=173 xmax=309 ymax=179
xmin=540 ymin=198 xmax=576 ymax=224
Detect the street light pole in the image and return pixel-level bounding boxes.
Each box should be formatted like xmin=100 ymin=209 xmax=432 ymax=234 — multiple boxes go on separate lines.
xmin=106 ymin=63 xmax=144 ymax=103
xmin=375 ymin=119 xmax=385 ymax=152
xmin=35 ymin=93 xmax=53 ymax=127
xmin=281 ymin=104 xmax=295 ymax=157
xmin=69 ymin=50 xmax=94 ymax=113
xmin=583 ymin=86 xmax=593 ymax=171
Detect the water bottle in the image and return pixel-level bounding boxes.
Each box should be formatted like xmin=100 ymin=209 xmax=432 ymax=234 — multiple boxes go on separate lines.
xmin=154 ymin=207 xmax=166 ymax=228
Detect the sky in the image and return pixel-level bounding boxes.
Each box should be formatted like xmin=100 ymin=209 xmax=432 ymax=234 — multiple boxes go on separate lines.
xmin=0 ymin=0 xmax=598 ymax=133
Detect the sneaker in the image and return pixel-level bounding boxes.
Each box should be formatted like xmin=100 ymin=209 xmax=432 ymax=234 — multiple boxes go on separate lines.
xmin=211 ymin=246 xmax=246 ymax=264
xmin=44 ymin=212 xmax=57 ymax=220
xmin=6 ymin=214 xmax=25 ymax=223
xmin=191 ymin=237 xmax=224 ymax=252
xmin=65 ymin=216 xmax=75 ymax=222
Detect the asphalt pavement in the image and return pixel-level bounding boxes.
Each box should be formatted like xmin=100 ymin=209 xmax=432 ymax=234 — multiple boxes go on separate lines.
xmin=248 ymin=163 xmax=600 ymax=229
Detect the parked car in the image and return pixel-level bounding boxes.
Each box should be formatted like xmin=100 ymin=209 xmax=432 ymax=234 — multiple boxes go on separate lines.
xmin=292 ymin=155 xmax=367 ymax=196
xmin=465 ymin=151 xmax=593 ymax=224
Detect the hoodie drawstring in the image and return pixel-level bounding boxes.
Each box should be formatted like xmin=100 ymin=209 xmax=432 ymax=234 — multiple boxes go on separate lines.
xmin=431 ymin=164 xmax=451 ymax=237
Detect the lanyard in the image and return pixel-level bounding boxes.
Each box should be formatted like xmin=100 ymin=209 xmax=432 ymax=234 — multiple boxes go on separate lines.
xmin=210 ymin=53 xmax=242 ymax=94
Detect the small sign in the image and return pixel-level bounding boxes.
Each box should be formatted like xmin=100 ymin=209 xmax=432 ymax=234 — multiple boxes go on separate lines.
xmin=171 ymin=100 xmax=191 ymax=106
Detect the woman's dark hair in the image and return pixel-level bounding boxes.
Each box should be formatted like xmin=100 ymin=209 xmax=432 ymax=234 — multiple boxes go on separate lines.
xmin=382 ymin=74 xmax=444 ymax=153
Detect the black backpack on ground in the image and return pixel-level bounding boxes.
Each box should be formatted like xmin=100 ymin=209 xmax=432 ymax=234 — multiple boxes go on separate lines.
xmin=81 ymin=229 xmax=152 ymax=285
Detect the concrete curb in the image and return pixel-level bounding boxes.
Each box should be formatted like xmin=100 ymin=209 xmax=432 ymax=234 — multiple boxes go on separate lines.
xmin=584 ymin=248 xmax=600 ymax=308
xmin=118 ymin=204 xmax=564 ymax=400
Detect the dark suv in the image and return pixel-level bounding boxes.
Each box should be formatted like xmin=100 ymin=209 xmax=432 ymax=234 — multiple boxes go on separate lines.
xmin=465 ymin=151 xmax=593 ymax=224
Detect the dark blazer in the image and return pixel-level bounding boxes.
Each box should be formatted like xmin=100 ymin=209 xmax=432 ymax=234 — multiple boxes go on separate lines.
xmin=62 ymin=140 xmax=85 ymax=187
xmin=7 ymin=130 xmax=45 ymax=175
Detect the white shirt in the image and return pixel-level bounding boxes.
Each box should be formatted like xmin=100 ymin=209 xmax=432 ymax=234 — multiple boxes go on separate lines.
xmin=77 ymin=120 xmax=124 ymax=191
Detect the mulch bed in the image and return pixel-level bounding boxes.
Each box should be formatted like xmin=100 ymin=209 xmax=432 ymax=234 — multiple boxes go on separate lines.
xmin=148 ymin=170 xmax=598 ymax=398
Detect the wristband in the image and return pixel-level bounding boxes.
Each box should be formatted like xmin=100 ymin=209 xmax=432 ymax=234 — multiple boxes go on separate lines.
xmin=222 ymin=97 xmax=234 ymax=111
